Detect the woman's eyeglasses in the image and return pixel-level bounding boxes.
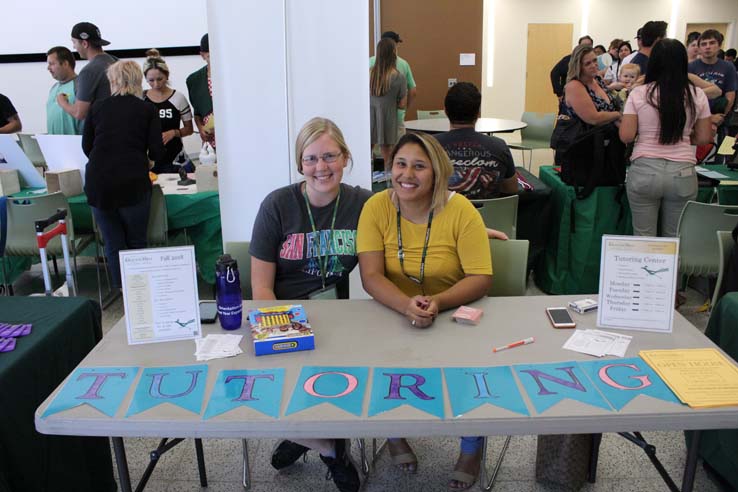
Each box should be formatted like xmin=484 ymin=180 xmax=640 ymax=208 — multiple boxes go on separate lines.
xmin=302 ymin=152 xmax=342 ymax=165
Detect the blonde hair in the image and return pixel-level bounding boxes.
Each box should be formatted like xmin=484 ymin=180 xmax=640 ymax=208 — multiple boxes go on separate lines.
xmin=390 ymin=132 xmax=453 ymax=214
xmin=620 ymin=63 xmax=641 ymax=77
xmin=566 ymin=44 xmax=595 ymax=83
xmin=294 ymin=117 xmax=352 ymax=174
xmin=142 ymin=48 xmax=170 ymax=80
xmin=107 ymin=60 xmax=143 ymax=97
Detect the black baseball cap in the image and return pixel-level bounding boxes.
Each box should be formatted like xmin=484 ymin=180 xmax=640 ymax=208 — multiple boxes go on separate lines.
xmin=200 ymin=34 xmax=209 ymax=53
xmin=381 ymin=31 xmax=403 ymax=43
xmin=71 ymin=22 xmax=110 ymax=46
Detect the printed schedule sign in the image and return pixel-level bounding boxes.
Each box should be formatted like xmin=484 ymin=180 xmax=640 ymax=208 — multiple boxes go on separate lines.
xmin=597 ymin=236 xmax=679 ymax=333
xmin=120 ymin=246 xmax=202 ymax=345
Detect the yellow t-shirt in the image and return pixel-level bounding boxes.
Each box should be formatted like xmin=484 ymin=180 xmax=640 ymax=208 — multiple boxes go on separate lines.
xmin=357 ymin=190 xmax=492 ymax=297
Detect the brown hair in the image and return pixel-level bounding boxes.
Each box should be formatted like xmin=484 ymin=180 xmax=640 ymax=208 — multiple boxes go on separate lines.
xmin=370 ymin=38 xmax=397 ymax=97
xmin=390 ymin=132 xmax=453 ymax=214
xmin=142 ymin=48 xmax=170 ymax=80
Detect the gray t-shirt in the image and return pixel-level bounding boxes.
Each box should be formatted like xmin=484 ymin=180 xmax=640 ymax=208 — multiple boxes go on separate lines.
xmin=76 ymin=53 xmax=116 ymax=103
xmin=250 ymin=182 xmax=372 ymax=299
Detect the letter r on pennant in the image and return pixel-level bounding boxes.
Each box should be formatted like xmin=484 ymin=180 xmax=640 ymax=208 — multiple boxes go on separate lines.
xmin=383 ymin=373 xmax=434 ymax=401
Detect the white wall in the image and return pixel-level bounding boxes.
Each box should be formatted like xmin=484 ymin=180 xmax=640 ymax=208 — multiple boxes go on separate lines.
xmin=2 ymin=1 xmax=209 ymax=156
xmin=481 ymin=0 xmax=738 ymax=120
xmin=2 ymin=0 xmax=207 ymax=54
xmin=210 ymin=0 xmax=371 ymax=245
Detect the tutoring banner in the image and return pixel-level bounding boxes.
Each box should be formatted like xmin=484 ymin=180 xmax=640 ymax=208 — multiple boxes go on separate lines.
xmin=204 ymin=369 xmax=285 ymax=419
xmin=443 ymin=366 xmax=529 ymax=417
xmin=579 ymin=358 xmax=680 ymax=410
xmin=127 ymin=365 xmax=208 ymax=417
xmin=42 ymin=367 xmax=139 ymax=418
xmin=286 ymin=366 xmax=369 ymax=416
xmin=515 ymin=362 xmax=611 ymax=413
xmin=368 ymin=367 xmax=444 ymax=419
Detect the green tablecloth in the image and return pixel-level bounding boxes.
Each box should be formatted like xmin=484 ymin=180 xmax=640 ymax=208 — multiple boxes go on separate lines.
xmin=3 ymin=189 xmax=223 ymax=284
xmin=685 ymin=292 xmax=738 ymax=490
xmin=67 ymin=191 xmax=223 ymax=283
xmin=0 ymin=297 xmax=115 ymax=492
xmin=534 ymin=166 xmax=632 ymax=294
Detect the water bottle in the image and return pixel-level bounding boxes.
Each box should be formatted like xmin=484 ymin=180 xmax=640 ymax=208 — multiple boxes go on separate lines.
xmin=215 ymin=254 xmax=242 ymax=330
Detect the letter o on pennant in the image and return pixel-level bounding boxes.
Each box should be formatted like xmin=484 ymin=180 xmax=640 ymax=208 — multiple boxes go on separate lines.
xmin=303 ymin=372 xmax=358 ymax=399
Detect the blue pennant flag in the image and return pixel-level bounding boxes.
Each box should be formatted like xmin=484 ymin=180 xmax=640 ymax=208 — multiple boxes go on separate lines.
xmin=514 ymin=362 xmax=611 ymax=414
xmin=285 ymin=366 xmax=369 ymax=417
xmin=444 ymin=367 xmax=529 ymax=417
xmin=579 ymin=358 xmax=681 ymax=410
xmin=368 ymin=367 xmax=444 ymax=419
xmin=126 ymin=365 xmax=208 ymax=417
xmin=42 ymin=367 xmax=139 ymax=418
xmin=204 ymin=369 xmax=285 ymax=419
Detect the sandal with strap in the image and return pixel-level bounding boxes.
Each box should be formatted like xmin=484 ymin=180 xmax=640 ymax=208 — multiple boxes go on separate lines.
xmin=448 ymin=450 xmax=482 ymax=490
xmin=387 ymin=438 xmax=418 ymax=474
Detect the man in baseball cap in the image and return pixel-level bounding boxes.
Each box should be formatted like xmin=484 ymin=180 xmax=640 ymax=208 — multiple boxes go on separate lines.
xmin=58 ymin=21 xmax=116 ymax=122
xmin=71 ymin=22 xmax=110 ymax=46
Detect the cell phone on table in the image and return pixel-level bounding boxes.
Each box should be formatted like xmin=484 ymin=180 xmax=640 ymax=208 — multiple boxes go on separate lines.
xmin=546 ymin=307 xmax=576 ymax=329
xmin=199 ymin=300 xmax=218 ymax=324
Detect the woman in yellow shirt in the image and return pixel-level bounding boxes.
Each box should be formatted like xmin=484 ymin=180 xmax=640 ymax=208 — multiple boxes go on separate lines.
xmin=357 ymin=132 xmax=492 ymax=490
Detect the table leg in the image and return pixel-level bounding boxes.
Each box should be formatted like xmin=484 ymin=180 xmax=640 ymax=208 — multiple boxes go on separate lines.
xmin=242 ymin=439 xmax=251 ymax=490
xmin=112 ymin=437 xmax=133 ymax=492
xmin=480 ymin=435 xmax=511 ymax=491
xmin=682 ymin=430 xmax=701 ymax=492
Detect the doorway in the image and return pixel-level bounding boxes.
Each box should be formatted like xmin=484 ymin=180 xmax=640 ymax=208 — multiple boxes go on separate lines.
xmin=525 ymin=23 xmax=573 ymax=114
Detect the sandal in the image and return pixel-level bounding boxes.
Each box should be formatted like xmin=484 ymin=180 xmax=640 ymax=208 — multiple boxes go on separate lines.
xmin=448 ymin=449 xmax=482 ymax=490
xmin=387 ymin=438 xmax=418 ymax=473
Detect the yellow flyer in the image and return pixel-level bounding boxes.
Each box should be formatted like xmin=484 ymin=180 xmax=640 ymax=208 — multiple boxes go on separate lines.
xmin=640 ymin=349 xmax=738 ymax=408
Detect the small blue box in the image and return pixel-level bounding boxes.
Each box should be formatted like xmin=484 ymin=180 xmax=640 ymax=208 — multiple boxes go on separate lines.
xmin=248 ymin=305 xmax=315 ymax=356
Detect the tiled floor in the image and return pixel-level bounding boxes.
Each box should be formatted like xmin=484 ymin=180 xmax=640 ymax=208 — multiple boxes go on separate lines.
xmin=12 ymin=251 xmax=726 ymax=491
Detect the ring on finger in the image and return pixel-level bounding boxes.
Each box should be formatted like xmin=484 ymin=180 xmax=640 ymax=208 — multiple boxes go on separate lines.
xmin=411 ymin=319 xmax=416 ymax=326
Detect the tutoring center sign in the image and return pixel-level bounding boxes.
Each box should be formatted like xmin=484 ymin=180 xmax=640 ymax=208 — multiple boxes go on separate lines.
xmin=598 ymin=236 xmax=679 ymax=333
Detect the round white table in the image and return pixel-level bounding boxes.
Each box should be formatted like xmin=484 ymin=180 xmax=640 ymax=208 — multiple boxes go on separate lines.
xmin=404 ymin=117 xmax=527 ymax=134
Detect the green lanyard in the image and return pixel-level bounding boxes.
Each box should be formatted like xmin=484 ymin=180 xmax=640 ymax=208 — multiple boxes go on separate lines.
xmin=396 ymin=207 xmax=433 ymax=290
xmin=303 ymin=187 xmax=341 ymax=289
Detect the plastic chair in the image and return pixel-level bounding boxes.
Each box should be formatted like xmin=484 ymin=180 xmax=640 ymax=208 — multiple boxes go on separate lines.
xmin=17 ymin=133 xmax=48 ymax=173
xmin=488 ymin=239 xmax=529 ymax=297
xmin=507 ymin=112 xmax=556 ymax=170
xmin=676 ymin=201 xmax=738 ymax=277
xmin=147 ymin=185 xmax=168 ymax=246
xmin=224 ymin=241 xmax=252 ymax=300
xmin=471 ymin=195 xmax=519 ymax=239
xmin=712 ymin=230 xmax=734 ymax=309
xmin=416 ymin=110 xmax=445 ymax=120
xmin=3 ymin=192 xmax=95 ymax=295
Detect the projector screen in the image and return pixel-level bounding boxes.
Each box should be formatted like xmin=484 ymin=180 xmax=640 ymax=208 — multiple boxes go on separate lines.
xmin=3 ymin=0 xmax=207 ymax=55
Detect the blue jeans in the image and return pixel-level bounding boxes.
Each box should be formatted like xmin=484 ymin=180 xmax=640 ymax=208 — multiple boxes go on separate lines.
xmin=91 ymin=192 xmax=151 ymax=288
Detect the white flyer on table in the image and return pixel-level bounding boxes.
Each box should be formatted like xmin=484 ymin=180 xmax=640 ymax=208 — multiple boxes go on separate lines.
xmin=597 ymin=235 xmax=678 ymax=333
xmin=120 ymin=246 xmax=202 ymax=345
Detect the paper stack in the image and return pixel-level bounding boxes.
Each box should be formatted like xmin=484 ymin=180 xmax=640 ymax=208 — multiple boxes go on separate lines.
xmin=640 ymin=348 xmax=738 ymax=408
xmin=563 ymin=329 xmax=632 ymax=357
xmin=194 ymin=334 xmax=243 ymax=361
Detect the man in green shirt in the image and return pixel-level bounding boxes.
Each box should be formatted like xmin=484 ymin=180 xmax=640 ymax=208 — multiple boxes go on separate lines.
xmin=369 ymin=31 xmax=417 ymax=137
xmin=46 ymin=46 xmax=81 ymax=135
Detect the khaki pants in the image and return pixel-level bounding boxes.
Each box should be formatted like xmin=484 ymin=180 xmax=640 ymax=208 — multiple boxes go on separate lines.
xmin=626 ymin=157 xmax=697 ymax=238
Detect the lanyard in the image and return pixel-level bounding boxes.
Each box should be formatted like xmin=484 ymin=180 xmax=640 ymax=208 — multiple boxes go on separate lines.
xmin=303 ymin=186 xmax=341 ymax=289
xmin=396 ymin=207 xmax=433 ymax=289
